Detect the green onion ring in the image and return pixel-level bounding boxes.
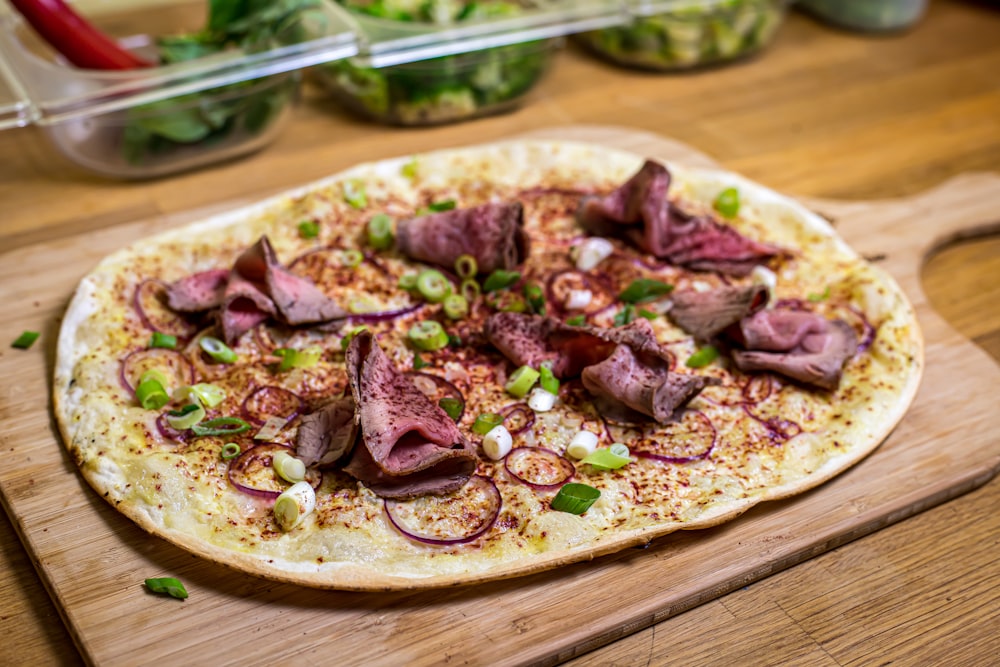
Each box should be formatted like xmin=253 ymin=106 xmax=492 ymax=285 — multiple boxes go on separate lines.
xmin=191 ymin=417 xmax=251 ymax=437
xmin=416 ymin=270 xmax=451 ymax=303
xmin=550 ymin=483 xmax=601 ymax=515
xmin=454 ymin=254 xmax=478 ymax=280
xmin=199 ymin=336 xmax=237 ymax=364
xmin=220 ymin=443 xmax=241 ymax=460
xmin=472 ymin=413 xmax=504 ymax=436
xmin=407 ymin=321 xmax=449 ymax=351
xmin=366 ymin=214 xmax=395 ymax=250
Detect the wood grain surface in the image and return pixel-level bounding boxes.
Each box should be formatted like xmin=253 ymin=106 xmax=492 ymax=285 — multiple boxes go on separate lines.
xmin=1 ymin=2 xmax=999 ymax=665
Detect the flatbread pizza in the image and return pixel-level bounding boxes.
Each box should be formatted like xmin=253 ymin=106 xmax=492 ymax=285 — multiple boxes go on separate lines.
xmin=53 ymin=140 xmax=923 ymax=590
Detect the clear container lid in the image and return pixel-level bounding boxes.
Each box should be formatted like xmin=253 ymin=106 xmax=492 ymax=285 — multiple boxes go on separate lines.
xmin=0 ymin=0 xmax=359 ymax=125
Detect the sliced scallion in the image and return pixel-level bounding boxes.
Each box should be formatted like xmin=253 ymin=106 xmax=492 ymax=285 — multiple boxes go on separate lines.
xmin=340 ymin=325 xmax=368 ymax=351
xmin=714 ymin=187 xmax=740 ymax=218
xmin=551 ymin=483 xmax=600 ymax=515
xmin=275 ymin=346 xmax=323 ymax=372
xmin=565 ymin=315 xmax=586 ymax=326
xmin=505 ymin=365 xmax=540 ymax=398
xmin=144 ymin=577 xmax=188 ymax=600
xmin=438 ymin=397 xmax=464 ymax=421
xmin=460 ymin=279 xmax=481 ymax=303
xmin=191 ymin=417 xmax=251 ymax=437
xmin=416 ymin=269 xmax=451 ymax=303
xmin=454 ymin=254 xmax=478 ymax=280
xmin=482 ymin=269 xmax=520 ymax=293
xmin=298 ymin=220 xmax=319 ymax=239
xmin=199 ymin=336 xmax=237 ymax=364
xmin=614 ymin=304 xmax=635 ymax=326
xmin=340 ymin=248 xmax=364 ymax=268
xmin=408 ymin=321 xmax=449 ymax=351
xmin=186 ymin=383 xmax=226 ymax=408
xmin=136 ymin=376 xmax=169 ymax=410
xmin=619 ymin=279 xmax=674 ymax=304
xmin=148 ymin=332 xmax=177 ymax=349
xmin=539 ymin=364 xmax=559 ymax=396
xmin=472 ymin=412 xmax=503 ymax=436
xmin=398 ymin=272 xmax=418 ymax=291
xmin=686 ymin=345 xmax=720 ymax=369
xmin=342 ymin=179 xmax=367 ymax=209
xmin=808 ymin=286 xmax=830 ymax=302
xmin=274 ymin=480 xmax=316 ymax=531
xmin=400 ymin=157 xmax=418 ymax=179
xmin=11 ymin=330 xmax=39 ymax=349
xmin=581 ymin=444 xmax=632 ymax=470
xmin=412 ymin=352 xmax=428 ymax=370
xmin=523 ymin=282 xmax=546 ymax=315
xmin=165 ymin=403 xmax=205 ymax=430
xmin=442 ymin=294 xmax=469 ymax=320
xmin=272 ymin=451 xmax=306 ymax=483
xmin=367 ymin=213 xmax=394 ymax=250
xmin=220 ymin=443 xmax=241 ymax=460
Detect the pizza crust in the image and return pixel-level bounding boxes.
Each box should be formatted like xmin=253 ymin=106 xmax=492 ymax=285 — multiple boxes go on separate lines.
xmin=53 ymin=140 xmax=923 ymax=590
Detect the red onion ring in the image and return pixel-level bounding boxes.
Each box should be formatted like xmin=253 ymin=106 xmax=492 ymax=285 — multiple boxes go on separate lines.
xmin=742 ymin=404 xmax=803 ymax=442
xmin=630 ymin=410 xmax=718 ymax=463
xmin=133 ymin=279 xmax=200 ymax=339
xmin=227 ymin=442 xmax=322 ymax=500
xmin=384 ymin=475 xmax=501 ymax=546
xmin=545 ymin=269 xmax=616 ymax=316
xmin=847 ymin=305 xmax=876 ymax=353
xmin=155 ymin=413 xmax=189 ymax=443
xmin=405 ymin=371 xmax=465 ymax=420
xmin=504 ymin=447 xmax=574 ymax=490
xmin=120 ymin=348 xmax=196 ymax=396
xmin=500 ymin=403 xmax=535 ymax=436
xmin=241 ymin=386 xmax=304 ymax=426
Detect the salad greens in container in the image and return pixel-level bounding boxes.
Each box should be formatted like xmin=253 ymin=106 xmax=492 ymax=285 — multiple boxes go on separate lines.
xmin=577 ymin=0 xmax=787 ymax=71
xmin=0 ymin=0 xmax=357 ymax=177
xmin=797 ymin=0 xmax=928 ymax=32
xmin=316 ymin=0 xmax=559 ymax=126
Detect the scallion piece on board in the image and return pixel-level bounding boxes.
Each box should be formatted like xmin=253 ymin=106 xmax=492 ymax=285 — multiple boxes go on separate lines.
xmin=407 ymin=321 xmax=449 ymax=351
xmin=685 ymin=345 xmax=720 ymax=368
xmin=482 ymin=269 xmax=520 ymax=293
xmin=11 ymin=331 xmax=39 ymax=349
xmin=713 ymin=187 xmax=740 ymax=218
xmin=472 ymin=413 xmax=503 ymax=436
xmin=618 ymin=279 xmax=674 ymax=304
xmin=550 ymin=483 xmax=600 ymax=515
xmin=148 ymin=332 xmax=177 ymax=349
xmin=505 ymin=365 xmax=540 ymax=398
xmin=416 ymin=270 xmax=451 ymax=303
xmin=366 ymin=213 xmax=395 ymax=250
xmin=199 ymin=336 xmax=237 ymax=364
xmin=144 ymin=577 xmax=188 ymax=600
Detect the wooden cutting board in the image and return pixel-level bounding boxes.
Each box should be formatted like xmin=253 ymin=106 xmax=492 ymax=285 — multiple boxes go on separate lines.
xmin=2 ymin=127 xmax=999 ymax=666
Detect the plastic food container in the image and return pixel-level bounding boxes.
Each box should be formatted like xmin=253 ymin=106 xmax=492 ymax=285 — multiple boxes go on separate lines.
xmin=314 ymin=0 xmax=623 ymax=126
xmin=0 ymin=0 xmax=358 ymax=178
xmin=576 ymin=0 xmax=788 ymax=71
xmin=797 ymin=0 xmax=928 ymax=32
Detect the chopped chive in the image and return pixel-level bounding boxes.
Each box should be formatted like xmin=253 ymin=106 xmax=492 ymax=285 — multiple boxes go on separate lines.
xmin=144 ymin=577 xmax=188 ymax=600
xmin=482 ymin=269 xmax=520 ymax=293
xmin=148 ymin=332 xmax=177 ymax=349
xmin=298 ymin=220 xmax=320 ymax=239
xmin=619 ymin=279 xmax=674 ymax=304
xmin=686 ymin=345 xmax=720 ymax=369
xmin=438 ymin=397 xmax=464 ymax=421
xmin=714 ymin=187 xmax=740 ymax=218
xmin=638 ymin=308 xmax=659 ymax=320
xmin=426 ymin=199 xmax=456 ymax=213
xmin=550 ymin=483 xmax=600 ymax=515
xmin=11 ymin=330 xmax=39 ymax=349
xmin=366 ymin=214 xmax=395 ymax=251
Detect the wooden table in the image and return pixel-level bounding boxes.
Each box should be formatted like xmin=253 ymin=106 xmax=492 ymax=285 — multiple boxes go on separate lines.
xmin=2 ymin=2 xmax=999 ymax=664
